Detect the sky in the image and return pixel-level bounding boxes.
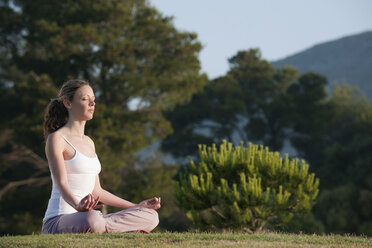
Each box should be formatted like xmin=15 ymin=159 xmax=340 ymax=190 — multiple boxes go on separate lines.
xmin=149 ymin=0 xmax=372 ymax=79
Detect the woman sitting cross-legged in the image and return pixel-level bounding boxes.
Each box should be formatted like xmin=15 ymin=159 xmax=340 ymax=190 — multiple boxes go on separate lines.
xmin=42 ymin=79 xmax=160 ymax=234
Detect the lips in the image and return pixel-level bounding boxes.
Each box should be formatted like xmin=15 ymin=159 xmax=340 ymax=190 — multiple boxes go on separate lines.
xmin=88 ymin=109 xmax=94 ymax=113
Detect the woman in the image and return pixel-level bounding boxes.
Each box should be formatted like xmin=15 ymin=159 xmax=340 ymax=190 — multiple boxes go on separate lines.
xmin=42 ymin=79 xmax=160 ymax=234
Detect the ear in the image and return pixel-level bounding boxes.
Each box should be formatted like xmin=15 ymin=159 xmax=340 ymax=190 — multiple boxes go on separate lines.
xmin=63 ymin=99 xmax=72 ymax=110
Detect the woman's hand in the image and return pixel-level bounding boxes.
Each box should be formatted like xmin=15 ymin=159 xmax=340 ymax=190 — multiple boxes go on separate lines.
xmin=138 ymin=197 xmax=161 ymax=210
xmin=75 ymin=193 xmax=103 ymax=212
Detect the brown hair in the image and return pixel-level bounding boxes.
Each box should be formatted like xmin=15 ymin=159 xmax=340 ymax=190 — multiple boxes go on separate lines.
xmin=43 ymin=79 xmax=90 ymax=139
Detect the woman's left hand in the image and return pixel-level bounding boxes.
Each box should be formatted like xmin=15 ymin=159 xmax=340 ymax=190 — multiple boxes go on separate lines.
xmin=139 ymin=197 xmax=161 ymax=210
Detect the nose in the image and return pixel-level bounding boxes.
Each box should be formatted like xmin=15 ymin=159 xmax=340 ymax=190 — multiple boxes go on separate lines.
xmin=89 ymin=99 xmax=95 ymax=106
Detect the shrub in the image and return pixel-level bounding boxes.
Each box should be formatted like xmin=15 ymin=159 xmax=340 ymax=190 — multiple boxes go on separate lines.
xmin=175 ymin=140 xmax=319 ymax=232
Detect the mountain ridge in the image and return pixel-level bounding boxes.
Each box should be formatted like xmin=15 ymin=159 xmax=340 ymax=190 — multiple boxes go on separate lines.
xmin=272 ymin=31 xmax=372 ymax=97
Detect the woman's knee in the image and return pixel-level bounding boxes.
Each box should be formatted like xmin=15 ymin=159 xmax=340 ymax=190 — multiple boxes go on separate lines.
xmin=146 ymin=209 xmax=159 ymax=231
xmin=86 ymin=211 xmax=106 ymax=233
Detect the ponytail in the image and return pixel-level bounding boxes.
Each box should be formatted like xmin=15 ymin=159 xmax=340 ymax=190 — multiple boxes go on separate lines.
xmin=43 ymin=79 xmax=90 ymax=139
xmin=43 ymin=99 xmax=68 ymax=139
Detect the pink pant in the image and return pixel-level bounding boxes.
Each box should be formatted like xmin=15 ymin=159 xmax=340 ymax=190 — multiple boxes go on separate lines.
xmin=41 ymin=206 xmax=159 ymax=234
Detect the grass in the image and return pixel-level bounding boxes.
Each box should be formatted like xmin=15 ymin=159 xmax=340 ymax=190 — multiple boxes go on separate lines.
xmin=0 ymin=231 xmax=371 ymax=248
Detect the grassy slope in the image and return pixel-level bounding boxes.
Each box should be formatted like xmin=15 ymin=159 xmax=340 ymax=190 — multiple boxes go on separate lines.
xmin=0 ymin=232 xmax=371 ymax=248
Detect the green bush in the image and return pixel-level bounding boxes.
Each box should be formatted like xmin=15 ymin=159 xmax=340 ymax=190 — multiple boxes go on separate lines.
xmin=175 ymin=140 xmax=319 ymax=232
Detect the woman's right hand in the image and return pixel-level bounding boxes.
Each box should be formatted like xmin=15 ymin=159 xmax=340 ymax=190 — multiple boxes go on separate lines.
xmin=75 ymin=193 xmax=103 ymax=211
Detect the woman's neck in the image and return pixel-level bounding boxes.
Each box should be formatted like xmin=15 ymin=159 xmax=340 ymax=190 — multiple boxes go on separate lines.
xmin=64 ymin=120 xmax=86 ymax=139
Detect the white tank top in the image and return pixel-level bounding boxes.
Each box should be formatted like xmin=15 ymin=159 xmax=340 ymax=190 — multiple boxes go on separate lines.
xmin=43 ymin=135 xmax=101 ymax=222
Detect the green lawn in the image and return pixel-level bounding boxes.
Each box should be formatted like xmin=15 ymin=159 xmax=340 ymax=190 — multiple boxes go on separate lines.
xmin=0 ymin=232 xmax=371 ymax=248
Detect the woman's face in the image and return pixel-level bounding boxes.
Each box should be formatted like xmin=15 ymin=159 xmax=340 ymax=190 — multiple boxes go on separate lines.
xmin=66 ymin=85 xmax=95 ymax=121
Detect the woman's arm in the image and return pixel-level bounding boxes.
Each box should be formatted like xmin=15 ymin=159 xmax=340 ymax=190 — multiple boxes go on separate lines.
xmin=46 ymin=133 xmax=98 ymax=211
xmin=92 ymin=175 xmax=161 ymax=210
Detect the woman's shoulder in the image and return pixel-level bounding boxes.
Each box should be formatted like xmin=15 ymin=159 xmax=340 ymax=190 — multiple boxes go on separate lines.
xmin=84 ymin=135 xmax=95 ymax=147
xmin=47 ymin=130 xmax=64 ymax=140
xmin=46 ymin=131 xmax=67 ymax=148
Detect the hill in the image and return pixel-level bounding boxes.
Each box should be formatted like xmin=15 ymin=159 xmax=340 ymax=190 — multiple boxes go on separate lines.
xmin=272 ymin=31 xmax=372 ymax=98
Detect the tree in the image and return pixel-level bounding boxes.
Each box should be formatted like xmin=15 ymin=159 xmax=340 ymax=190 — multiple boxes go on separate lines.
xmin=310 ymin=85 xmax=372 ymax=235
xmin=284 ymin=82 xmax=372 ymax=235
xmin=162 ymin=74 xmax=244 ymax=161
xmin=175 ymin=140 xmax=319 ymax=232
xmin=0 ymin=0 xmax=207 ymax=234
xmin=162 ymin=49 xmax=298 ymax=161
xmin=286 ymin=72 xmax=333 ymax=170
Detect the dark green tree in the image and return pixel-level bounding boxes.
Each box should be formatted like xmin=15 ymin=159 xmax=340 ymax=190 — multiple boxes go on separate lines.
xmin=310 ymin=85 xmax=372 ymax=235
xmin=286 ymin=73 xmax=333 ymax=171
xmin=163 ymin=49 xmax=298 ymax=161
xmin=282 ymin=82 xmax=372 ymax=235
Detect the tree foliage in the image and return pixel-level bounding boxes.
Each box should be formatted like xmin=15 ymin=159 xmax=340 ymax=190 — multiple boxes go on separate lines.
xmin=163 ymin=49 xmax=298 ymax=160
xmin=175 ymin=140 xmax=319 ymax=232
xmin=311 ymin=85 xmax=372 ymax=235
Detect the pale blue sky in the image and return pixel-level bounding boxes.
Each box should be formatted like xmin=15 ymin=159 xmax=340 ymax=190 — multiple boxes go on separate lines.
xmin=149 ymin=0 xmax=372 ymax=79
